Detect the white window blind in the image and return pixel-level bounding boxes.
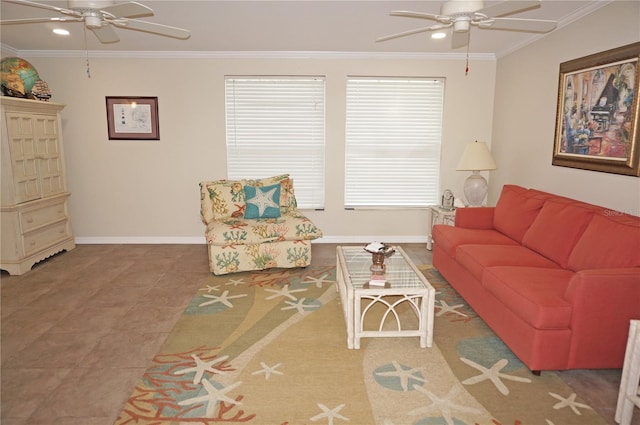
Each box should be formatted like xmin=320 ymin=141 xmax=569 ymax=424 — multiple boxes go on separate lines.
xmin=345 ymin=77 xmax=444 ymax=208
xmin=225 ymin=77 xmax=325 ymax=209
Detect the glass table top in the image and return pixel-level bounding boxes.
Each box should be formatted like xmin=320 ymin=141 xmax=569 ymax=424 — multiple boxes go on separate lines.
xmin=338 ymin=246 xmax=429 ymax=289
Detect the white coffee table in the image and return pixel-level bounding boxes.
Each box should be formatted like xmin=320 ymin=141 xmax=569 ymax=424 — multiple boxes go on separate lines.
xmin=335 ymin=246 xmax=435 ymax=349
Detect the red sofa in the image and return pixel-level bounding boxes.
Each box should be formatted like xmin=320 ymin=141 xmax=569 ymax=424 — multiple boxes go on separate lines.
xmin=432 ymin=184 xmax=640 ymax=372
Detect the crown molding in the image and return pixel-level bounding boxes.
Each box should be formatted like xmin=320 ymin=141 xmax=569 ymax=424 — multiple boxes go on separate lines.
xmin=0 ymin=43 xmax=19 ymax=56
xmin=496 ymin=0 xmax=614 ymax=58
xmin=0 ymin=47 xmax=496 ymax=61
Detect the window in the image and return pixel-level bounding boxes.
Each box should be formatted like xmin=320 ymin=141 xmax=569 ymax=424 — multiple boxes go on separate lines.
xmin=225 ymin=77 xmax=325 ymax=209
xmin=345 ymin=77 xmax=445 ymax=208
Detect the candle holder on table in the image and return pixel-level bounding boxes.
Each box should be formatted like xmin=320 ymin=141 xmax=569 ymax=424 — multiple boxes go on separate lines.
xmin=364 ymin=242 xmax=396 ymax=275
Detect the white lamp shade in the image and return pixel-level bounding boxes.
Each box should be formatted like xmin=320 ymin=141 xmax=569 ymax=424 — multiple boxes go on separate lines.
xmin=456 ymin=141 xmax=497 ymax=171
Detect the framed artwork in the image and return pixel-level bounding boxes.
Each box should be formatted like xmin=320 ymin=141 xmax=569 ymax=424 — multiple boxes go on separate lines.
xmin=106 ymin=96 xmax=160 ymax=140
xmin=552 ymin=42 xmax=640 ymax=176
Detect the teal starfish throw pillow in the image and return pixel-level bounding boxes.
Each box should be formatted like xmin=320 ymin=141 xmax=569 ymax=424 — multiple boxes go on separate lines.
xmin=244 ymin=183 xmax=282 ymax=219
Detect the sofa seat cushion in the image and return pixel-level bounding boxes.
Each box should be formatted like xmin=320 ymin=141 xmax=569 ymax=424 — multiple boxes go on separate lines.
xmin=483 ymin=266 xmax=575 ymax=329
xmin=456 ymin=245 xmax=561 ymax=281
xmin=206 ymin=211 xmax=323 ymax=246
xmin=432 ymin=225 xmax=518 ymax=258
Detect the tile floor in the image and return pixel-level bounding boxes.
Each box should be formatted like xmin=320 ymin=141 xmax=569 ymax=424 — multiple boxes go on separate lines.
xmin=0 ymin=243 xmax=634 ymax=424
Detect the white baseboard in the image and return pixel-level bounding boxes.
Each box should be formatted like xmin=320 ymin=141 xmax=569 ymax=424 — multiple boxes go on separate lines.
xmin=74 ymin=235 xmax=429 ymax=245
xmin=74 ymin=237 xmax=206 ymax=244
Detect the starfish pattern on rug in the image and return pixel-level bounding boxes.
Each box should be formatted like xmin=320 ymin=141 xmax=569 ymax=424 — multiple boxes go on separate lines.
xmin=199 ymin=290 xmax=248 ymax=308
xmin=178 ymin=380 xmax=242 ymax=417
xmin=200 ymin=285 xmax=220 ymax=293
xmin=460 ymin=357 xmax=531 ymax=395
xmin=310 ymin=403 xmax=349 ymax=425
xmin=303 ymin=273 xmax=334 ymax=288
xmin=226 ymin=278 xmax=246 ymax=287
xmin=282 ymin=297 xmax=321 ymax=314
xmin=251 ymin=362 xmax=283 ymax=380
xmin=408 ymin=384 xmax=482 ymax=425
xmin=264 ymin=284 xmax=307 ymax=301
xmin=173 ymin=354 xmax=230 ymax=384
xmin=435 ymin=299 xmax=468 ymax=318
xmin=549 ymin=392 xmax=593 ymax=415
xmin=374 ymin=360 xmax=427 ymax=391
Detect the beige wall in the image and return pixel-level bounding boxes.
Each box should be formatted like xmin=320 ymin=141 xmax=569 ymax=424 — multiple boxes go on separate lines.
xmin=490 ymin=0 xmax=640 ymax=215
xmin=1 ymin=53 xmax=496 ymax=243
xmin=3 ymin=0 xmax=638 ymax=244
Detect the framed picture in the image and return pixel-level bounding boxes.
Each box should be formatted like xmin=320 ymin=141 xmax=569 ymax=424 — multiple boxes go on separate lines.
xmin=106 ymin=96 xmax=160 ymax=140
xmin=552 ymin=42 xmax=640 ymax=176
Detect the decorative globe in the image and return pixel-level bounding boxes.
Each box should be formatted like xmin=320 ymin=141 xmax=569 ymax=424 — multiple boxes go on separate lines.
xmin=1 ymin=57 xmax=40 ymax=95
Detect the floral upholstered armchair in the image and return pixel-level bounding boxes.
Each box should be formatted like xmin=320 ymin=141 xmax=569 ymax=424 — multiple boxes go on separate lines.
xmin=199 ymin=174 xmax=323 ymax=275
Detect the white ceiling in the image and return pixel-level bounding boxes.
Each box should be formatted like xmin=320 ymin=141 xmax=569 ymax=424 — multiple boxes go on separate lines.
xmin=0 ymin=0 xmax=610 ymax=56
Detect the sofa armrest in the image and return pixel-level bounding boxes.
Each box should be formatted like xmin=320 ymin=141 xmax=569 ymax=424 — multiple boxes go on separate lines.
xmin=564 ymin=268 xmax=640 ymax=306
xmin=563 ymin=268 xmax=640 ymax=367
xmin=454 ymin=207 xmax=495 ymax=229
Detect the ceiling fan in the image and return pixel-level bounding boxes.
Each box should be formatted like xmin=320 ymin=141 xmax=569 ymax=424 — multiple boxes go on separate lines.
xmin=0 ymin=0 xmax=190 ymax=43
xmin=376 ymin=0 xmax=557 ymax=49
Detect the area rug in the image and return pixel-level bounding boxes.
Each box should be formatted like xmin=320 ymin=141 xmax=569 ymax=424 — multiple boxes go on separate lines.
xmin=114 ymin=265 xmax=606 ymax=425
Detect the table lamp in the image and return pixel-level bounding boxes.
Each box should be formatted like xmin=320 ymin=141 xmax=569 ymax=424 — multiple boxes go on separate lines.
xmin=456 ymin=141 xmax=497 ymax=207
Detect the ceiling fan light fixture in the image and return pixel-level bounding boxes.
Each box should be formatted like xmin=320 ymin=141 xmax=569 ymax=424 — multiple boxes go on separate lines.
xmin=431 ymin=32 xmax=447 ymax=39
xmin=84 ymin=14 xmax=102 ymax=29
xmin=453 ymin=18 xmax=470 ymax=32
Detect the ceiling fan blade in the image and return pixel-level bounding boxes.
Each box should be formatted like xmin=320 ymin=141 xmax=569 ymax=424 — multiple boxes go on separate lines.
xmin=376 ymin=23 xmax=451 ymax=42
xmin=478 ymin=17 xmax=557 ymax=33
xmin=99 ymin=1 xmax=153 ymax=19
xmin=0 ymin=16 xmax=82 ymax=24
xmin=390 ymin=10 xmax=444 ymax=22
xmin=110 ymin=18 xmax=191 ymax=39
xmin=451 ymin=31 xmax=469 ymax=49
xmin=91 ymin=24 xmax=120 ymax=43
xmin=476 ymin=0 xmax=541 ymax=18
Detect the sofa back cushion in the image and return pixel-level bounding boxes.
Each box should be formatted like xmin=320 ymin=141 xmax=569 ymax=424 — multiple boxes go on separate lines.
xmin=199 ymin=174 xmax=296 ymax=225
xmin=567 ymin=212 xmax=640 ymax=270
xmin=201 ymin=179 xmax=246 ymax=223
xmin=493 ymin=185 xmax=548 ymax=242
xmin=522 ymin=200 xmax=595 ymax=268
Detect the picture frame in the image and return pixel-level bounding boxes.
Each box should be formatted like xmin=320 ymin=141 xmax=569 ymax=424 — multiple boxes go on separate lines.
xmin=552 ymin=42 xmax=640 ymax=176
xmin=105 ymin=96 xmax=160 ymax=140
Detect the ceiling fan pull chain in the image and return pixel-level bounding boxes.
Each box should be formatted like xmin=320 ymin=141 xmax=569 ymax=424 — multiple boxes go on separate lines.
xmin=83 ymin=25 xmax=91 ymax=78
xmin=465 ymin=37 xmax=470 ymax=76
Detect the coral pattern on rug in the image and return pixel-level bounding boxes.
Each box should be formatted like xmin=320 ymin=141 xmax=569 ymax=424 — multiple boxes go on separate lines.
xmin=114 ymin=265 xmax=606 ymax=425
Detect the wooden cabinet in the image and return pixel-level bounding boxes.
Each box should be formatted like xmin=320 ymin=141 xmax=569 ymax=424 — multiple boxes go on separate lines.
xmin=1 ymin=97 xmax=75 ymax=275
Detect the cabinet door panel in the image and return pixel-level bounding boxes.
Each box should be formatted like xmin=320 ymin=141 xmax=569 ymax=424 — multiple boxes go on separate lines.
xmin=35 ymin=115 xmax=64 ymax=197
xmin=7 ymin=114 xmax=40 ymax=203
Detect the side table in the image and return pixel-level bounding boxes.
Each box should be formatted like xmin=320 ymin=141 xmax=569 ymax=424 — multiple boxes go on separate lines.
xmin=427 ymin=206 xmax=456 ymax=250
